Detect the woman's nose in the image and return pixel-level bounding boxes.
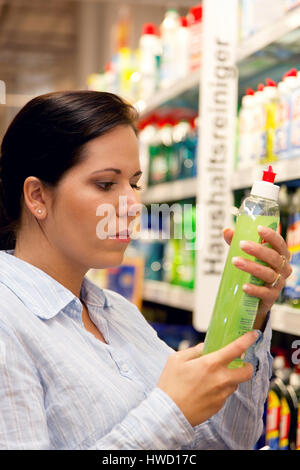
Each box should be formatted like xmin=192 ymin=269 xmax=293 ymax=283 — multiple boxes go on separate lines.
xmin=117 ymin=187 xmax=142 ymax=218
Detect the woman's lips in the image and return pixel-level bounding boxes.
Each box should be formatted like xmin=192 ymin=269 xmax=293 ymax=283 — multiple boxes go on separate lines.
xmin=108 ymin=231 xmax=131 ymax=242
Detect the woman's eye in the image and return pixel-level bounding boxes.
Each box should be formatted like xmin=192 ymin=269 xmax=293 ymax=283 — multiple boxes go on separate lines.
xmin=95 ymin=182 xmax=142 ymax=191
xmin=96 ymin=182 xmax=116 ymax=191
xmin=131 ymin=184 xmax=142 ymax=191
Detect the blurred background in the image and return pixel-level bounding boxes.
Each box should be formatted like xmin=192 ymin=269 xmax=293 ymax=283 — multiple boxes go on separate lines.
xmin=2 ymin=0 xmax=300 ymax=450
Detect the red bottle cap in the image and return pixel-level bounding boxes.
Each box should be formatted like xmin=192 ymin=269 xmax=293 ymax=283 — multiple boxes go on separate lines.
xmin=288 ymin=68 xmax=298 ymax=77
xmin=142 ymin=23 xmax=156 ymax=35
xmin=188 ymin=4 xmax=203 ymax=22
xmin=246 ymin=88 xmax=255 ymax=96
xmin=257 ymin=83 xmax=265 ymax=91
xmin=265 ymin=78 xmax=277 ymax=87
xmin=180 ymin=16 xmax=188 ymax=27
xmin=262 ymin=165 xmax=276 ymax=183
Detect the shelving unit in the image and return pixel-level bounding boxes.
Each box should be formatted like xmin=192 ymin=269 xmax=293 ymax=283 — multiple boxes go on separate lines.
xmin=271 ymin=304 xmax=300 ymax=336
xmin=143 ymin=280 xmax=194 ymax=311
xmin=141 ymin=177 xmax=197 ymax=204
xmin=139 ymin=1 xmax=300 ymax=336
xmin=232 ymin=156 xmax=300 ymax=190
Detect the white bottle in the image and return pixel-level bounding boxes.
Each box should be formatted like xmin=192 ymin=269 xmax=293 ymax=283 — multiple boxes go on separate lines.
xmin=177 ymin=16 xmax=190 ymax=80
xmin=237 ymin=88 xmax=256 ymax=169
xmin=139 ymin=23 xmax=161 ymax=100
xmin=159 ymin=9 xmax=180 ymax=89
xmin=253 ymin=84 xmax=267 ymax=164
xmin=187 ymin=4 xmax=203 ymax=71
xmin=284 ymin=68 xmax=300 ymax=157
xmin=276 ymin=77 xmax=290 ymax=159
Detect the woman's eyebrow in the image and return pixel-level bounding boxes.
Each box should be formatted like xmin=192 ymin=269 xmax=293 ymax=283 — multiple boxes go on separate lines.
xmin=91 ymin=168 xmax=142 ymax=177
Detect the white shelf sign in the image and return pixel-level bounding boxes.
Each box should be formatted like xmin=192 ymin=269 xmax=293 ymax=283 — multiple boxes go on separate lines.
xmin=194 ymin=0 xmax=238 ymax=331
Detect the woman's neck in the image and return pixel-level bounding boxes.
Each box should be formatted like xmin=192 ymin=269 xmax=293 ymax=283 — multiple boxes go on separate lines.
xmin=14 ymin=239 xmax=87 ymax=299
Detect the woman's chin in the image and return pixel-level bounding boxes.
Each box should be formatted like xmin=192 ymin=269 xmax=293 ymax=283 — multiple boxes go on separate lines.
xmin=89 ymin=250 xmax=125 ymax=270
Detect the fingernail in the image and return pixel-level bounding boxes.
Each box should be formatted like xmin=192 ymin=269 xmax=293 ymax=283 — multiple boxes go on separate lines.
xmin=232 ymin=256 xmax=244 ymax=266
xmin=242 ymin=283 xmax=250 ymax=291
xmin=240 ymin=240 xmax=250 ymax=250
xmin=258 ymin=225 xmax=265 ymax=233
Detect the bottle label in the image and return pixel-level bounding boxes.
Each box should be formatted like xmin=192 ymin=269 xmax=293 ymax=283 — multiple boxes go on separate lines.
xmin=266 ymin=389 xmax=280 ymax=449
xmin=275 ymin=97 xmax=290 ymax=156
xmin=279 ymin=396 xmax=291 ymax=450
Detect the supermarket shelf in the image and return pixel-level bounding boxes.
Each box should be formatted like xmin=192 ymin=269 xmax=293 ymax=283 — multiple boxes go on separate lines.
xmin=141 ymin=178 xmax=197 ymax=204
xmin=231 ymin=156 xmax=300 ymax=190
xmin=135 ymin=7 xmax=300 ymax=119
xmin=271 ymin=304 xmax=300 ymax=335
xmin=135 ymin=69 xmax=200 ymax=118
xmin=237 ymin=6 xmax=300 ymax=63
xmin=143 ymin=280 xmax=194 ymax=311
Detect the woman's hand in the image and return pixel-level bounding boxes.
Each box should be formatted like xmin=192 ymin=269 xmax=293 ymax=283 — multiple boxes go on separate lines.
xmin=157 ymin=331 xmax=257 ymax=427
xmin=223 ymin=226 xmax=292 ymax=330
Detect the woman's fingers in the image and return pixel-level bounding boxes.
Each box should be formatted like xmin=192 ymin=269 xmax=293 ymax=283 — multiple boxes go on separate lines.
xmin=239 ymin=240 xmax=292 ymax=279
xmin=232 ymin=256 xmax=279 ymax=284
xmin=242 ymin=282 xmax=284 ymax=303
xmin=257 ymin=225 xmax=290 ymax=261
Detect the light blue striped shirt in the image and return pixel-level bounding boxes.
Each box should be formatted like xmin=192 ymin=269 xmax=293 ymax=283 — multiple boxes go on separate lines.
xmin=0 ymin=250 xmax=273 ymax=450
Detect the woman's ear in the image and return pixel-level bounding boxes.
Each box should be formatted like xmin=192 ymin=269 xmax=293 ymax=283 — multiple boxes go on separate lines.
xmin=23 ymin=176 xmax=47 ymax=219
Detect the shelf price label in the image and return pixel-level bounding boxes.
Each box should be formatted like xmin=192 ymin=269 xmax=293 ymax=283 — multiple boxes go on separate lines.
xmin=194 ymin=0 xmax=238 ymax=331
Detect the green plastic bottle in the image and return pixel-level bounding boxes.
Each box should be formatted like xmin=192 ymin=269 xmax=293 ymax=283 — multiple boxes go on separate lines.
xmin=203 ymin=166 xmax=280 ymax=368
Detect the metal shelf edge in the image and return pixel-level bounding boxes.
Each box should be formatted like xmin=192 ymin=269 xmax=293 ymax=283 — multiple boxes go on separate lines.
xmin=143 ymin=280 xmax=194 ymax=311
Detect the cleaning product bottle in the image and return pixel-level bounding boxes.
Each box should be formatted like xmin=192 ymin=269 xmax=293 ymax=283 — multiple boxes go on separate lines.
xmin=291 ymin=68 xmax=300 ymax=157
xmin=237 ymin=88 xmax=256 ymax=169
xmin=253 ymin=83 xmax=267 ymax=164
xmin=139 ymin=23 xmax=161 ymax=100
xmin=283 ymin=68 xmax=298 ymax=157
xmin=276 ymin=74 xmax=291 ymax=160
xmin=159 ymin=8 xmax=180 ymax=89
xmin=264 ymin=78 xmax=280 ymax=163
xmin=283 ymin=187 xmax=300 ymax=307
xmin=266 ymin=376 xmax=286 ymax=450
xmin=203 ymin=166 xmax=280 ymax=368
xmin=279 ymin=381 xmax=298 ymax=450
xmin=148 ymin=117 xmax=168 ymax=186
xmin=177 ymin=16 xmax=190 ymax=80
xmin=174 ymin=205 xmax=196 ymax=290
xmin=187 ymin=4 xmax=203 ymax=71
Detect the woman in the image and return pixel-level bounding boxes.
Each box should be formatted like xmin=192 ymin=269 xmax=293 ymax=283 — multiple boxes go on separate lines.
xmin=0 ymin=91 xmax=291 ymax=450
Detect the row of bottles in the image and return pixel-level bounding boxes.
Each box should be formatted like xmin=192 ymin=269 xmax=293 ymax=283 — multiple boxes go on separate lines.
xmin=87 ymin=4 xmax=203 ymax=102
xmin=237 ymin=68 xmax=300 ymax=170
xmin=139 ymin=114 xmax=198 ymax=187
xmin=130 ymin=204 xmax=196 ymax=290
xmin=258 ymin=348 xmax=300 ymax=450
xmin=239 ymin=0 xmax=299 ymax=42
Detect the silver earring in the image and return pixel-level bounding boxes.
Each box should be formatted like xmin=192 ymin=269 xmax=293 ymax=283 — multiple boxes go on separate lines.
xmin=37 ymin=209 xmax=42 ymax=214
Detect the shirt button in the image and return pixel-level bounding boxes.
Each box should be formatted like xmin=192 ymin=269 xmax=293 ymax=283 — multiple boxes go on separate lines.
xmin=121 ymin=364 xmax=129 ymax=373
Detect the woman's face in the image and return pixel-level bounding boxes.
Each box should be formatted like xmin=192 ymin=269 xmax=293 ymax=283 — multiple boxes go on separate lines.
xmin=45 ymin=124 xmax=142 ymax=269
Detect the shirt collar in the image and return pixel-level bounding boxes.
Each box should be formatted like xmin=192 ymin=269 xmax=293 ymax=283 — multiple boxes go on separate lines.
xmin=0 ymin=250 xmax=110 ymax=319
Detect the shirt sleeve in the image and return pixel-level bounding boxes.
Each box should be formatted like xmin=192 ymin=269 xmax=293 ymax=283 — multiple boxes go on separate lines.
xmin=183 ymin=316 xmax=273 ymax=450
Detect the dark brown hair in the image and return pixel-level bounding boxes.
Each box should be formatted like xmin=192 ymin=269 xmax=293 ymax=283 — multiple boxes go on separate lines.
xmin=0 ymin=90 xmax=139 ymax=250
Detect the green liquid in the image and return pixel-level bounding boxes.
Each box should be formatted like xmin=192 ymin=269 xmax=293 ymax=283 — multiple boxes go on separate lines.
xmin=203 ymin=214 xmax=279 ymax=368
